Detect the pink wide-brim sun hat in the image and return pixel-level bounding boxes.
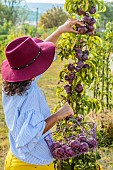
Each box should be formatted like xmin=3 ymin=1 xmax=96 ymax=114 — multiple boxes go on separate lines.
xmin=1 ymin=36 xmax=55 ymax=82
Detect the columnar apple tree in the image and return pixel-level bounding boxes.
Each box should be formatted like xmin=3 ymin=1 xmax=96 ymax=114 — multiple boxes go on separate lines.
xmin=54 ymin=0 xmax=113 ymax=169
xmin=56 ymin=0 xmax=105 ymax=115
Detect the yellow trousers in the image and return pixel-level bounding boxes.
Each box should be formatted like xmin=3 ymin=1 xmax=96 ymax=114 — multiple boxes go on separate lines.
xmin=4 ymin=150 xmax=54 ymax=170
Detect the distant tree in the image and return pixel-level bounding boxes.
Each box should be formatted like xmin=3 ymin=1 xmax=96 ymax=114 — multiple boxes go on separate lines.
xmin=39 ymin=6 xmax=69 ymax=30
xmin=100 ymin=2 xmax=113 ymax=28
xmin=0 ymin=22 xmax=37 ymax=63
xmin=0 ymin=3 xmax=9 ymax=25
xmin=0 ymin=0 xmax=28 ymax=26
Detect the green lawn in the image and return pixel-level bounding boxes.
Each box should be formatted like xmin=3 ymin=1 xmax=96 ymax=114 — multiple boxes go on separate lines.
xmin=0 ymin=78 xmax=9 ymax=169
xmin=0 ymin=58 xmax=113 ymax=170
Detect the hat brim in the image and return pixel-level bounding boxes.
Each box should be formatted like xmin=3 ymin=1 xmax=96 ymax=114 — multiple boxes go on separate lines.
xmin=1 ymin=38 xmax=55 ymax=82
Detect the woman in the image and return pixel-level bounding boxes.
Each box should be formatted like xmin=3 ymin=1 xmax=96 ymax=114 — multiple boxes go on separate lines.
xmin=2 ymin=19 xmax=84 ymax=170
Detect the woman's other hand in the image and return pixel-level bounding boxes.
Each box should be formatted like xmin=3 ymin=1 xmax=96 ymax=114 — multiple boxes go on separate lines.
xmin=43 ymin=103 xmax=74 ymax=134
xmin=56 ymin=102 xmax=74 ymax=121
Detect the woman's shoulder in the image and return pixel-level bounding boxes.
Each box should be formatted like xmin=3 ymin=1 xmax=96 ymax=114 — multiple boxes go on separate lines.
xmin=33 ymin=75 xmax=43 ymax=83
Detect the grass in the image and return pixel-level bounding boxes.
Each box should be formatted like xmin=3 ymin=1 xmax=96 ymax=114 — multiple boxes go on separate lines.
xmin=0 ymin=58 xmax=113 ymax=170
xmin=0 ymin=79 xmax=9 ymax=169
xmin=98 ymin=147 xmax=113 ymax=169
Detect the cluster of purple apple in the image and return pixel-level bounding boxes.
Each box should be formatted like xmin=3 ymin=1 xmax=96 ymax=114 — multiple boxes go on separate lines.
xmin=51 ymin=134 xmax=97 ymax=159
xmin=64 ymin=82 xmax=83 ymax=95
xmin=64 ymin=50 xmax=89 ymax=95
xmin=76 ymin=5 xmax=96 ymax=36
xmin=74 ymin=46 xmax=90 ymax=70
xmin=63 ymin=7 xmax=96 ymax=96
xmin=64 ymin=63 xmax=83 ymax=95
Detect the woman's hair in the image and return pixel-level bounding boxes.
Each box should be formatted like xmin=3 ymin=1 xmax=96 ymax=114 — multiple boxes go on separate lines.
xmin=2 ymin=79 xmax=32 ymax=96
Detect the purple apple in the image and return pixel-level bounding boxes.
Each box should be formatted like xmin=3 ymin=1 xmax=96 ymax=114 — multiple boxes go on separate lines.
xmin=68 ymin=79 xmax=73 ymax=85
xmin=87 ymin=31 xmax=94 ymax=36
xmin=53 ymin=147 xmax=65 ymax=158
xmin=87 ymin=25 xmax=94 ymax=32
xmin=87 ymin=138 xmax=97 ymax=149
xmin=64 ymin=85 xmax=72 ymax=94
xmin=51 ymin=142 xmax=61 ymax=150
xmin=68 ymin=63 xmax=75 ymax=71
xmin=82 ymin=54 xmax=88 ymax=61
xmin=78 ymin=135 xmax=87 ymax=142
xmin=76 ymin=115 xmax=83 ymax=122
xmin=78 ymin=26 xmax=87 ymax=34
xmin=75 ymin=66 xmax=81 ymax=72
xmin=61 ymin=144 xmax=68 ymax=150
xmin=73 ymin=46 xmax=81 ymax=52
xmin=77 ymin=60 xmax=84 ymax=68
xmin=69 ymin=72 xmax=75 ymax=80
xmin=83 ymin=15 xmax=91 ymax=24
xmin=70 ymin=140 xmax=81 ymax=150
xmin=83 ymin=64 xmax=90 ymax=69
xmin=78 ymin=7 xmax=85 ymax=15
xmin=76 ymin=50 xmax=83 ymax=59
xmin=90 ymin=18 xmax=96 ymax=25
xmin=80 ymin=142 xmax=89 ymax=152
xmin=65 ymin=147 xmax=75 ymax=157
xmin=65 ymin=75 xmax=69 ymax=81
xmin=75 ymin=84 xmax=83 ymax=93
xmin=83 ymin=50 xmax=89 ymax=55
xmin=89 ymin=6 xmax=96 ymax=14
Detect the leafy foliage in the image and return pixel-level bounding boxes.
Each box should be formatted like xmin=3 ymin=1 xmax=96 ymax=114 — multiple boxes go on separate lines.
xmin=0 ymin=23 xmax=37 ymax=62
xmin=99 ymin=2 xmax=113 ymax=28
xmin=89 ymin=22 xmax=113 ymax=111
xmin=54 ymin=0 xmax=113 ymax=169
xmin=0 ymin=0 xmax=28 ymax=26
xmin=39 ymin=6 xmax=69 ymax=30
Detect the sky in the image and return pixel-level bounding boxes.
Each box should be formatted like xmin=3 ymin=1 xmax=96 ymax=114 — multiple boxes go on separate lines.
xmin=25 ymin=0 xmax=113 ymax=2
xmin=25 ymin=0 xmax=65 ymax=3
